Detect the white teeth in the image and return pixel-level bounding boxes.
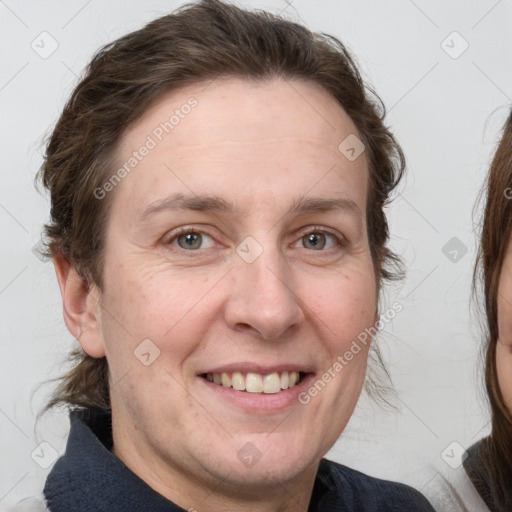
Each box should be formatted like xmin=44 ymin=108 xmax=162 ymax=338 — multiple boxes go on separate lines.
xmin=221 ymin=372 xmax=231 ymax=387
xmin=280 ymin=371 xmax=289 ymax=390
xmin=245 ymin=372 xmax=263 ymax=393
xmin=231 ymin=371 xmax=245 ymax=391
xmin=263 ymin=372 xmax=281 ymax=394
xmin=205 ymin=370 xmax=302 ymax=393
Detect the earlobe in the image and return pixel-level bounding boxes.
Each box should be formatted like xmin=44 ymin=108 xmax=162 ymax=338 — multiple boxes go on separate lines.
xmin=52 ymin=253 xmax=106 ymax=358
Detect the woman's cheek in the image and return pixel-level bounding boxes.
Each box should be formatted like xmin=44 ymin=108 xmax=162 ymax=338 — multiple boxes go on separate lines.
xmin=497 ymin=285 xmax=512 ymax=413
xmin=316 ymin=280 xmax=376 ymax=343
xmin=496 ymin=341 xmax=512 ymax=415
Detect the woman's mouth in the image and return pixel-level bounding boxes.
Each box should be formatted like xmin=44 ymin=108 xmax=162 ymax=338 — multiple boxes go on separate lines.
xmin=201 ymin=371 xmax=305 ymax=394
xmin=198 ymin=363 xmax=316 ymax=413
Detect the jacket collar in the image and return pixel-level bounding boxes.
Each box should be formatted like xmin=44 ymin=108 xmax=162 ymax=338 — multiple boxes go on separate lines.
xmin=44 ymin=408 xmax=185 ymax=512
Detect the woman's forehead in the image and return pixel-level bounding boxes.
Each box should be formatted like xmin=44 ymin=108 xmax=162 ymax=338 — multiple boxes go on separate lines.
xmin=111 ymin=77 xmax=368 ymax=212
xmin=119 ymin=77 xmax=361 ymax=156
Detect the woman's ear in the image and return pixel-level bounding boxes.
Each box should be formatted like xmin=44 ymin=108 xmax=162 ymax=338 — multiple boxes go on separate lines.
xmin=52 ymin=253 xmax=106 ymax=358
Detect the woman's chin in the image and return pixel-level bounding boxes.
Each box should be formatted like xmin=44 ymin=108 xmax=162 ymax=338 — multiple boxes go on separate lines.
xmin=196 ymin=438 xmax=322 ymax=488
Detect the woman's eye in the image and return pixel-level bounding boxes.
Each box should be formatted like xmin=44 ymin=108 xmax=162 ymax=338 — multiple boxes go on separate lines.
xmin=166 ymin=228 xmax=341 ymax=252
xmin=297 ymin=231 xmax=339 ymax=250
xmin=171 ymin=231 xmax=215 ymax=250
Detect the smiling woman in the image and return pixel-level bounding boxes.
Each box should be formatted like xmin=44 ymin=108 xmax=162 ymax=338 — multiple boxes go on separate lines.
xmin=11 ymin=1 xmax=436 ymax=511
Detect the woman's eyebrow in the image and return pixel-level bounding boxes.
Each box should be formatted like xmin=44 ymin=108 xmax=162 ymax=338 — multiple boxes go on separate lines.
xmin=138 ymin=193 xmax=241 ymax=221
xmin=289 ymin=195 xmax=362 ymax=219
xmin=138 ymin=193 xmax=362 ymax=222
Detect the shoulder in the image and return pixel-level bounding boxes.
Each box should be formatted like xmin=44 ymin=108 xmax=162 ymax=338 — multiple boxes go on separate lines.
xmin=317 ymin=458 xmax=435 ymax=511
xmin=462 ymin=439 xmax=495 ymax=510
xmin=1 ymin=496 xmax=49 ymax=512
xmin=419 ymin=442 xmax=491 ymax=512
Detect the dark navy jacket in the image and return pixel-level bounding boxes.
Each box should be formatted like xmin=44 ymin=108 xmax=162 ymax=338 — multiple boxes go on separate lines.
xmin=43 ymin=408 xmax=435 ymax=511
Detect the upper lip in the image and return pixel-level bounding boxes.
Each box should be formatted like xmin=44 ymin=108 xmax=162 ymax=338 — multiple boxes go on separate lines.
xmin=198 ymin=362 xmax=315 ymax=375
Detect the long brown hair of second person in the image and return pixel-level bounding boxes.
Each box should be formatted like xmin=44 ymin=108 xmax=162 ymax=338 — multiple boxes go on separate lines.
xmin=474 ymin=108 xmax=512 ymax=511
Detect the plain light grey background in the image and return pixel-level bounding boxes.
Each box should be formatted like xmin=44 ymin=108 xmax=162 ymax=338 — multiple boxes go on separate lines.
xmin=1 ymin=0 xmax=511 ymax=507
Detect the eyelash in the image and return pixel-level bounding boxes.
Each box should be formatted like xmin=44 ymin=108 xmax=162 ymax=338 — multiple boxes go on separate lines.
xmin=164 ymin=225 xmax=346 ymax=253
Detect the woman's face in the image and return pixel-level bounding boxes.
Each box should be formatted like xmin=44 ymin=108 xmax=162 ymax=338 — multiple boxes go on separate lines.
xmin=497 ymin=241 xmax=512 ymax=415
xmin=86 ymin=77 xmax=377 ymax=501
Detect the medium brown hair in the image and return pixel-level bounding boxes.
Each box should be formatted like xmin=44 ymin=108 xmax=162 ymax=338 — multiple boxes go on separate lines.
xmin=39 ymin=0 xmax=405 ymax=411
xmin=472 ymin=109 xmax=512 ymax=510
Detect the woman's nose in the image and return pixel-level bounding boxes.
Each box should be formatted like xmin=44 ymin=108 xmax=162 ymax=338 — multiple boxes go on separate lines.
xmin=223 ymin=244 xmax=305 ymax=341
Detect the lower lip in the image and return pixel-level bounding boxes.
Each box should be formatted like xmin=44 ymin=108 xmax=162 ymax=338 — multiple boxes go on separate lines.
xmin=198 ymin=374 xmax=315 ymax=413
